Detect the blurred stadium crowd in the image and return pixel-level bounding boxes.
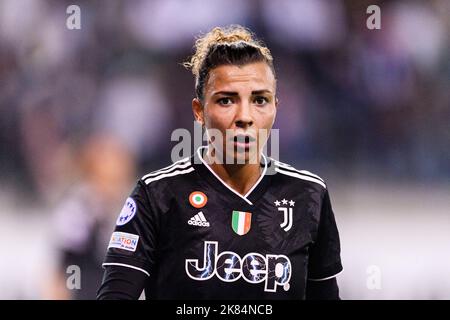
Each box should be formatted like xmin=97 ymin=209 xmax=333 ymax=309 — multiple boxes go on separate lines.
xmin=0 ymin=0 xmax=449 ymax=299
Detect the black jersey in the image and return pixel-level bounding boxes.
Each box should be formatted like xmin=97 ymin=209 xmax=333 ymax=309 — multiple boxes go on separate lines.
xmin=102 ymin=146 xmax=342 ymax=299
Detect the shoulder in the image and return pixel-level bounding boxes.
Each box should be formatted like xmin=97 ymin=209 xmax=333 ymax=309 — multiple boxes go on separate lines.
xmin=131 ymin=156 xmax=196 ymax=212
xmin=269 ymin=158 xmax=327 ymax=190
xmin=139 ymin=156 xmax=196 ymax=188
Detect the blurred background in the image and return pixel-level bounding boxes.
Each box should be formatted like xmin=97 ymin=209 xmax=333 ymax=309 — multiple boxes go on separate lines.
xmin=0 ymin=0 xmax=449 ymax=299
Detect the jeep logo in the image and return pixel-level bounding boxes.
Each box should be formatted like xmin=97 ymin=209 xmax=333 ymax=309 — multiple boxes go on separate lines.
xmin=185 ymin=241 xmax=291 ymax=292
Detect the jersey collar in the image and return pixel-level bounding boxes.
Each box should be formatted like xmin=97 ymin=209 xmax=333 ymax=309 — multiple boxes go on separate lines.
xmin=193 ymin=146 xmax=272 ymax=206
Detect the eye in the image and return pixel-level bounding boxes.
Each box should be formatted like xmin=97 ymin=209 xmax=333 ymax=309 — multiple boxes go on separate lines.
xmin=217 ymin=97 xmax=234 ymax=106
xmin=254 ymin=96 xmax=269 ymax=105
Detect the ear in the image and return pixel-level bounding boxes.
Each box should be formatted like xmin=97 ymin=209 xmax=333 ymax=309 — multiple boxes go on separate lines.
xmin=275 ymin=97 xmax=279 ymax=108
xmin=192 ymin=98 xmax=204 ymax=126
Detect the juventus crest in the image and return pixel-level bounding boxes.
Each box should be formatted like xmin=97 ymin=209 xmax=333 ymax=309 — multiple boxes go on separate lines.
xmin=274 ymin=199 xmax=295 ymax=232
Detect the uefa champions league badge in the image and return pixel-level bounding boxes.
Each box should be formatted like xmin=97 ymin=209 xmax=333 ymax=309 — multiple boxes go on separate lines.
xmin=116 ymin=197 xmax=137 ymax=226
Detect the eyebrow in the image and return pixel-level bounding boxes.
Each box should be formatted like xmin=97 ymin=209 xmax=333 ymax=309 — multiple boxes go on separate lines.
xmin=212 ymin=90 xmax=273 ymax=96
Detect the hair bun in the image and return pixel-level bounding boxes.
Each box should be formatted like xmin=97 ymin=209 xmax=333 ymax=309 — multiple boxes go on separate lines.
xmin=184 ymin=25 xmax=268 ymax=78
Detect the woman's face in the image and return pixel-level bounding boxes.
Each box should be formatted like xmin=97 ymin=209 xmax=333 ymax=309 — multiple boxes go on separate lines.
xmin=193 ymin=62 xmax=277 ymax=164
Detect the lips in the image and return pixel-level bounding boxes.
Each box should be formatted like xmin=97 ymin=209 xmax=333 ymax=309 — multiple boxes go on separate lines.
xmin=232 ymin=134 xmax=256 ymax=150
xmin=233 ymin=134 xmax=256 ymax=143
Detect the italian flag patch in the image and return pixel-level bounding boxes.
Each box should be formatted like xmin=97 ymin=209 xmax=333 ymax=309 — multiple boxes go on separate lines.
xmin=231 ymin=211 xmax=252 ymax=236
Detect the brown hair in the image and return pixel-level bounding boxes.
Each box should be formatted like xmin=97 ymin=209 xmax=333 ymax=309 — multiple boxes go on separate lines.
xmin=183 ymin=25 xmax=275 ymax=102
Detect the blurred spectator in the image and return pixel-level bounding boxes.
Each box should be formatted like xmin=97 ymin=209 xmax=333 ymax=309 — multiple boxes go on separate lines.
xmin=44 ymin=134 xmax=135 ymax=299
xmin=18 ymin=74 xmax=97 ymax=203
xmin=92 ymin=75 xmax=173 ymax=161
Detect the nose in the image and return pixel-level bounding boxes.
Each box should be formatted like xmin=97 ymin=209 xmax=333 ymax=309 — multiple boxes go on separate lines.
xmin=235 ymin=102 xmax=253 ymax=128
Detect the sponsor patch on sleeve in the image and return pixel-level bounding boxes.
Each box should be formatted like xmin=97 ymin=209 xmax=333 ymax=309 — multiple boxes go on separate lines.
xmin=108 ymin=232 xmax=139 ymax=252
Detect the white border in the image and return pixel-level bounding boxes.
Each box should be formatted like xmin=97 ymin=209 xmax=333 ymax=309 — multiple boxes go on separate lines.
xmin=197 ymin=146 xmax=268 ymax=206
xmin=102 ymin=262 xmax=150 ymax=277
xmin=308 ymin=269 xmax=343 ymax=281
xmin=144 ymin=167 xmax=195 ymax=185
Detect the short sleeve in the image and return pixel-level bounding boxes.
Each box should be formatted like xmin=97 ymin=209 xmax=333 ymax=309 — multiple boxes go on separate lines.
xmin=102 ymin=180 xmax=159 ymax=277
xmin=308 ymin=189 xmax=343 ymax=280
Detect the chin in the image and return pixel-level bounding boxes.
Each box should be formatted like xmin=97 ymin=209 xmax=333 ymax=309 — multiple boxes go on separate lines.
xmin=225 ymin=150 xmax=259 ymax=165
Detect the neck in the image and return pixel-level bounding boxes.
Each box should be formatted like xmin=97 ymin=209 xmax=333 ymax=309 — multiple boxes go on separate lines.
xmin=204 ymin=147 xmax=263 ymax=196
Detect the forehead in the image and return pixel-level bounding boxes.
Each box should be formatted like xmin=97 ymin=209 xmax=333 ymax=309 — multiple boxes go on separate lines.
xmin=205 ymin=62 xmax=276 ymax=94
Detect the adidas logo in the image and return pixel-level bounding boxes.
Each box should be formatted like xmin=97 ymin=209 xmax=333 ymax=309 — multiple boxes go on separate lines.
xmin=188 ymin=212 xmax=210 ymax=227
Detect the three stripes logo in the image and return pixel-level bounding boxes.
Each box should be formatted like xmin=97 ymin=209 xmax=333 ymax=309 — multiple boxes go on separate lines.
xmin=142 ymin=157 xmax=194 ymax=185
xmin=273 ymin=160 xmax=326 ymax=189
xmin=188 ymin=211 xmax=210 ymax=227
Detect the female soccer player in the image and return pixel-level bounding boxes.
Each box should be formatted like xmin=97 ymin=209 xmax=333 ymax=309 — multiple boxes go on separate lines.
xmin=97 ymin=25 xmax=343 ymax=300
